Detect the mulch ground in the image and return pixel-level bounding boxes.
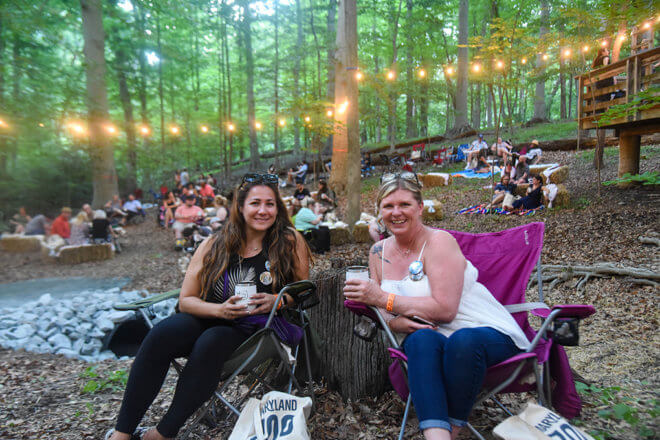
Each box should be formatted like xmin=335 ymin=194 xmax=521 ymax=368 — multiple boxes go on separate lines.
xmin=0 ymin=146 xmax=658 ymax=439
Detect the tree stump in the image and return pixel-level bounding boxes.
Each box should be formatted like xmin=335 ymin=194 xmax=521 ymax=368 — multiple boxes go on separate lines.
xmin=309 ymin=267 xmax=390 ymax=400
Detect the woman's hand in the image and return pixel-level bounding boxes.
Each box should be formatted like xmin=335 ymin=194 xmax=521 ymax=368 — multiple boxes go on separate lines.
xmin=388 ymin=316 xmax=435 ymax=334
xmin=343 ymin=279 xmax=383 ymax=306
xmin=217 ymin=296 xmax=250 ymax=320
xmin=249 ymin=293 xmax=278 ymax=315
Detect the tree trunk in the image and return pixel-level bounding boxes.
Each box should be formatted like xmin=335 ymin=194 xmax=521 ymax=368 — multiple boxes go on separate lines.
xmin=454 ymin=0 xmax=470 ymax=130
xmin=404 ymin=0 xmax=415 ymax=139
xmin=472 ymin=83 xmax=481 ymax=130
xmin=241 ymin=0 xmax=259 ymax=171
xmin=532 ymin=0 xmax=549 ymax=121
xmin=223 ymin=0 xmax=233 ymax=172
xmin=560 ymin=59 xmax=566 ymax=120
xmin=156 ymin=14 xmax=165 ymax=152
xmin=0 ymin=17 xmax=6 ymax=173
xmin=387 ymin=0 xmax=403 ymax=153
xmin=80 ymin=0 xmax=118 ymax=207
xmin=309 ymin=0 xmax=323 ymax=99
xmin=594 ymin=129 xmax=605 ymax=169
xmin=330 ymin=0 xmax=360 ymax=228
xmin=372 ymin=1 xmax=382 ymax=143
xmin=114 ymin=48 xmax=137 ymax=193
xmin=324 ymin=0 xmax=337 ymax=153
xmin=293 ymin=0 xmax=303 ymax=154
xmin=273 ymin=1 xmax=280 ymax=167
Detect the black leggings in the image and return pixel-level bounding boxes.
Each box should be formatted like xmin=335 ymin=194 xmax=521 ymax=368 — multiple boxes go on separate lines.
xmin=115 ymin=313 xmax=248 ymax=437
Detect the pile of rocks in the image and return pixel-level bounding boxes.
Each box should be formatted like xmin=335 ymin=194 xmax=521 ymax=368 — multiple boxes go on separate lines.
xmin=0 ymin=289 xmax=176 ymax=362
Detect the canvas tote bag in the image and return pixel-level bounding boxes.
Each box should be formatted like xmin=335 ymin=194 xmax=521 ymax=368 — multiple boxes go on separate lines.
xmin=229 ymin=391 xmax=313 ymax=440
xmin=494 ymin=402 xmax=594 ymax=440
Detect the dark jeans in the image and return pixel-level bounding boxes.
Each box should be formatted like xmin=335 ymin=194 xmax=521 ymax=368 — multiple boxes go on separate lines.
xmin=115 ymin=313 xmax=248 ymax=437
xmin=403 ymin=327 xmax=521 ymax=432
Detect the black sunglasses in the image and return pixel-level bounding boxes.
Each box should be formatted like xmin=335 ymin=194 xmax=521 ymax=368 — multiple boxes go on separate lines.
xmin=241 ymin=173 xmax=279 ymax=186
xmin=380 ymin=171 xmax=421 ymax=187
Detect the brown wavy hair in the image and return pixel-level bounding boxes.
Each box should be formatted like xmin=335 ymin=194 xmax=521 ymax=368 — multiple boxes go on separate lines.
xmin=198 ymin=181 xmax=309 ymax=299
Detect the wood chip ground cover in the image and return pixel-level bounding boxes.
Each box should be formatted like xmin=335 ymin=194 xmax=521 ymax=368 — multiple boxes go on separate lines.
xmin=0 ymin=148 xmax=658 ymax=439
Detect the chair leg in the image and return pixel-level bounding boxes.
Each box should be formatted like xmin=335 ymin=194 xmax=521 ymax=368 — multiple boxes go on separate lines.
xmin=398 ymin=394 xmax=412 ymax=440
xmin=466 ymin=422 xmax=487 ymax=440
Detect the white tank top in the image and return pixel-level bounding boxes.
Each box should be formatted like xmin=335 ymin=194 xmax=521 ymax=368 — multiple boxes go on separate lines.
xmin=380 ymin=236 xmax=529 ymax=350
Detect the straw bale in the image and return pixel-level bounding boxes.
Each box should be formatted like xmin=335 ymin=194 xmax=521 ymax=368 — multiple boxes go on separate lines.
xmin=547 ymin=166 xmax=569 ymax=184
xmin=330 ymin=226 xmax=353 ymax=246
xmin=0 ymin=234 xmax=44 ymax=252
xmin=514 ymin=183 xmax=530 ymax=197
xmin=352 ymin=222 xmax=371 ymax=243
xmin=418 ymin=173 xmax=452 ymax=187
xmin=55 ymin=243 xmax=114 ymax=265
xmin=552 ymin=184 xmax=570 ymax=208
xmin=422 ymin=200 xmax=443 ymax=221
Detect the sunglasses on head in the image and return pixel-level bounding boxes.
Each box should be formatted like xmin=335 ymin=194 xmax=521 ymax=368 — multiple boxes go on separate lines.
xmin=380 ymin=171 xmax=421 ymax=187
xmin=241 ymin=173 xmax=279 ymax=186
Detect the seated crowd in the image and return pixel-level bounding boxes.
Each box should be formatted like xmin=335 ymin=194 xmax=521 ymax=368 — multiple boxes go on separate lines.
xmin=463 ymin=133 xmax=542 ymax=177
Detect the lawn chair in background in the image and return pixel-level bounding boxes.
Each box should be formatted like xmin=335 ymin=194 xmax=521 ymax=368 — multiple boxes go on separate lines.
xmin=448 ymin=143 xmax=470 ymax=163
xmin=344 ymin=222 xmax=595 ymax=440
xmin=410 ymin=143 xmax=427 ymax=162
xmin=113 ymin=280 xmax=320 ymax=440
xmin=432 ymin=148 xmax=448 ymax=166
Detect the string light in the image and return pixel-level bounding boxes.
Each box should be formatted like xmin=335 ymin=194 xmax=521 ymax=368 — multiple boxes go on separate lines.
xmin=279 ymin=118 xmax=286 ymax=127
xmin=563 ymin=49 xmax=571 ymax=58
xmin=472 ymin=63 xmax=481 ymax=73
xmin=68 ymin=122 xmax=85 ymax=135
xmin=445 ymin=66 xmax=454 ymax=75
xmin=642 ymin=22 xmax=651 ymax=30
xmin=582 ymin=45 xmax=589 ymax=53
xmin=304 ymin=116 xmax=311 ymax=123
xmin=495 ymin=60 xmax=504 ymax=69
xmin=355 ymin=71 xmax=363 ymax=80
xmin=254 ymin=121 xmax=262 ymax=130
xmin=521 ymin=58 xmax=527 ymax=64
xmin=170 ymin=126 xmax=179 ymax=135
xmin=601 ymin=40 xmax=608 ymax=47
xmin=337 ymin=100 xmax=349 ymax=114
xmin=386 ymin=70 xmax=396 ymax=80
xmin=105 ymin=124 xmax=117 ymax=134
xmin=418 ymin=69 xmax=426 ymax=78
xmin=38 ymin=122 xmax=45 ymax=127
xmin=140 ymin=125 xmax=150 ymax=136
xmin=200 ymin=125 xmax=209 ymax=133
xmin=228 ymin=123 xmax=235 ymax=132
xmin=0 ymin=119 xmax=7 ymax=127
xmin=542 ymin=54 xmax=548 ymax=61
xmin=326 ymin=110 xmax=333 ymax=117
xmin=617 ymin=34 xmax=626 ymax=43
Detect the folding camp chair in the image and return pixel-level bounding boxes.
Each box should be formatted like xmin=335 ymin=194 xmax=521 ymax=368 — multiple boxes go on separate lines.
xmin=410 ymin=143 xmax=427 ymax=162
xmin=432 ymin=148 xmax=448 ymax=166
xmin=345 ymin=222 xmax=595 ymax=440
xmin=448 ymin=143 xmax=470 ymax=163
xmin=113 ymin=280 xmax=319 ymax=439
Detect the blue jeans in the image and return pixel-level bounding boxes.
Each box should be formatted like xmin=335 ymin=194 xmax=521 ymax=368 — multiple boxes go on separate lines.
xmin=403 ymin=327 xmax=521 ymax=432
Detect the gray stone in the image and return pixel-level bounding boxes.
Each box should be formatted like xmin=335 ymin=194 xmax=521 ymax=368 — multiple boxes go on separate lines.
xmin=8 ymin=324 xmax=36 ymax=340
xmin=72 ymin=338 xmax=84 ymax=353
xmin=96 ymin=351 xmax=116 ymax=362
xmin=88 ymin=327 xmax=106 ymax=338
xmin=80 ymin=339 xmax=103 ymax=356
xmin=57 ymin=308 xmax=74 ymax=320
xmin=18 ymin=313 xmax=38 ymax=323
xmin=95 ymin=318 xmax=115 ymax=333
xmin=48 ymin=333 xmax=72 ymax=350
xmin=56 ymin=348 xmax=79 ymax=359
xmin=78 ymin=322 xmax=93 ymax=334
xmin=105 ymin=310 xmax=133 ymax=324
xmin=38 ymin=327 xmax=59 ymax=340
xmin=38 ymin=293 xmax=53 ymax=306
xmin=38 ymin=341 xmax=52 ymax=352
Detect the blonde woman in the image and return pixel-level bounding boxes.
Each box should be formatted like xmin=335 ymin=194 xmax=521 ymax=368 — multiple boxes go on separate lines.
xmin=69 ymin=211 xmax=90 ymax=245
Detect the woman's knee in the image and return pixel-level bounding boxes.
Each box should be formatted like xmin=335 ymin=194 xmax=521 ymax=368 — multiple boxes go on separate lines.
xmin=444 ymin=329 xmax=485 ymax=362
xmin=189 ymin=326 xmax=246 ymax=364
xmin=404 ymin=329 xmax=442 ymax=356
xmin=140 ymin=313 xmax=201 ymax=355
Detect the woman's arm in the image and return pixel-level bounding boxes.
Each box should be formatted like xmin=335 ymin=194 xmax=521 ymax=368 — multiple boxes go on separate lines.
xmin=178 ymin=237 xmax=250 ymax=320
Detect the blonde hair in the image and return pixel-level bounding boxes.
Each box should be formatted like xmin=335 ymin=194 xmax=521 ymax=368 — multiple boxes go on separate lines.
xmin=73 ymin=211 xmax=88 ymax=225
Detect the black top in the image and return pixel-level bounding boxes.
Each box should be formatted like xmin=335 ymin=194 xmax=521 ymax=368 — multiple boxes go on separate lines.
xmin=209 ymin=252 xmax=272 ymax=303
xmin=495 ymin=182 xmax=517 ymax=193
xmin=523 ymin=185 xmax=544 ymax=209
xmin=294 ymin=188 xmax=311 ymax=201
xmin=91 ymin=219 xmax=110 ymax=239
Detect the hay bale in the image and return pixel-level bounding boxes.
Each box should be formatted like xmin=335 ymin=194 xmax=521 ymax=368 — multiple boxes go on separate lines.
xmin=55 ymin=243 xmax=114 ymax=264
xmin=529 ymin=164 xmax=553 ymax=175
xmin=419 ymin=173 xmax=452 ymax=187
xmin=422 ymin=200 xmax=443 ymax=221
xmin=552 ymin=184 xmax=570 ymax=208
xmin=0 ymin=234 xmax=44 ymax=252
xmin=330 ymin=226 xmax=353 ymax=246
xmin=514 ymin=183 xmax=530 ymax=197
xmin=352 ymin=222 xmax=371 ymax=243
xmin=545 ymin=166 xmax=569 ymax=185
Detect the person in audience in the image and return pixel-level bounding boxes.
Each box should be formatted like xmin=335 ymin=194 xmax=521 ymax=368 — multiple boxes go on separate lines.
xmin=369 ymin=218 xmax=390 ymax=242
xmin=199 ymin=179 xmax=216 ymax=208
xmin=343 ymin=173 xmax=528 ymax=440
xmin=473 ymin=147 xmax=492 ymax=174
xmin=513 ymin=155 xmax=530 ymax=184
xmin=293 ymin=198 xmax=324 ymax=233
xmin=81 ymin=204 xmax=94 ymax=223
xmin=174 ymin=170 xmax=181 ymax=187
xmin=69 ymin=211 xmax=91 ymax=246
xmin=24 ymin=214 xmax=51 ymax=236
xmin=361 ymin=152 xmax=374 ymax=176
xmin=295 ymin=160 xmax=309 ymax=184
xmin=490 ymin=137 xmax=512 ymax=164
xmin=526 ymin=140 xmax=542 ymax=164
xmin=506 ymin=174 xmax=544 ymax=212
xmin=268 ymin=164 xmax=276 ymax=175
xmin=51 ymin=207 xmax=72 ymax=241
xmin=487 ymin=174 xmax=517 ymax=208
xmin=503 ymin=161 xmax=516 ymax=180
xmin=107 ymin=194 xmax=128 ymax=225
xmin=105 ymin=173 xmax=310 ymax=440
xmin=293 ymin=182 xmax=311 ymax=201
xmin=180 ymin=167 xmax=190 ymax=187
xmin=314 ymin=179 xmax=336 ymax=209
xmin=91 ymin=210 xmax=119 ymax=250
xmin=592 ymin=47 xmax=614 ymax=110
xmin=466 ymin=134 xmax=488 ymax=165
xmin=212 ymin=195 xmax=229 ymax=224
xmin=123 ymin=194 xmax=144 ymax=223
xmin=172 ymin=195 xmax=205 ymax=244
xmin=9 ymin=207 xmax=31 ymax=234
xmin=162 ymin=191 xmax=181 ymax=229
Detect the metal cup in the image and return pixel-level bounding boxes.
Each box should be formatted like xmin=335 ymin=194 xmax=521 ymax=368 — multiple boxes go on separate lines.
xmin=235 ymin=281 xmax=257 ymax=312
xmin=345 ymin=266 xmax=370 ymax=281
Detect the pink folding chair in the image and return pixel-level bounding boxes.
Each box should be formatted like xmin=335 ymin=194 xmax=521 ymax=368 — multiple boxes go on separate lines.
xmin=345 ymin=222 xmax=595 ymax=440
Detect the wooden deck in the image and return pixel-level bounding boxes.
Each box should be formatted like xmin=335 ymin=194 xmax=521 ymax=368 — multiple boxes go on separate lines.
xmin=577 ymin=47 xmax=660 ymax=131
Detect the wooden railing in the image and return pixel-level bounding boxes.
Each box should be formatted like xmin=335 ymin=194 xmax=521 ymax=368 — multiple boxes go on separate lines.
xmin=577 ymin=46 xmax=660 ymax=130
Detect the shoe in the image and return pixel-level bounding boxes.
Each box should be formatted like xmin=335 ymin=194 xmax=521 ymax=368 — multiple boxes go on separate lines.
xmin=104 ymin=427 xmax=151 ymax=440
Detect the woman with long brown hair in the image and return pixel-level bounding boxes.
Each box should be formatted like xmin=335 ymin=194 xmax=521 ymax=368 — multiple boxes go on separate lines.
xmin=106 ymin=173 xmax=311 ymax=440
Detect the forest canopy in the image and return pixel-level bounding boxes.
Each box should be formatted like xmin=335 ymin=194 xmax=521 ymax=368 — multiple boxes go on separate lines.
xmin=0 ymin=0 xmax=656 ymax=216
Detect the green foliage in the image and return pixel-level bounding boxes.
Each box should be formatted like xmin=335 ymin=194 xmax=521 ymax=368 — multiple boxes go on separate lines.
xmin=79 ymin=366 xmax=128 ymax=394
xmin=598 ymin=88 xmax=660 ymax=127
xmin=602 ymin=171 xmax=660 ymax=186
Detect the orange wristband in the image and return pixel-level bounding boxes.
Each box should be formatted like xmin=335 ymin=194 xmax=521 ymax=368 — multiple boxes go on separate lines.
xmin=386 ymin=293 xmax=395 ymax=312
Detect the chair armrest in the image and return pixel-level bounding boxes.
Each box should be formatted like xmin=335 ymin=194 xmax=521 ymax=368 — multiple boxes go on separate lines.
xmin=531 ymin=304 xmax=595 ymax=320
xmin=282 ymin=280 xmax=318 ymax=309
xmin=113 ymin=289 xmax=180 ymax=311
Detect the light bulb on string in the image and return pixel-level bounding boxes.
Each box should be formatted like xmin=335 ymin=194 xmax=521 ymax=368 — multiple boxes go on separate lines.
xmin=337 ymin=100 xmax=349 ymax=114
xmin=228 ymin=123 xmax=235 ymax=132
xmin=445 ymin=66 xmax=454 ymax=75
xmin=279 ymin=118 xmax=286 ymax=127
xmin=200 ymin=125 xmax=209 ymax=133
xmin=496 ymin=60 xmax=504 ymax=69
xmin=326 ymin=110 xmax=333 ymax=117
xmin=601 ymin=40 xmax=608 ymax=47
xmin=170 ymin=126 xmax=180 ymax=135
xmin=304 ymin=116 xmax=311 ymax=123
xmin=472 ymin=63 xmax=481 ymax=73
xmin=582 ymin=45 xmax=589 ymax=53
xmin=418 ymin=69 xmax=426 ymax=78
xmin=38 ymin=122 xmax=45 ymax=127
xmin=355 ymin=71 xmax=363 ymax=80
xmin=140 ymin=125 xmax=150 ymax=136
xmin=0 ymin=119 xmax=6 ymax=127
xmin=105 ymin=124 xmax=117 ymax=135
xmin=386 ymin=70 xmax=396 ymax=80
xmin=521 ymin=58 xmax=527 ymax=64
xmin=563 ymin=49 xmax=571 ymax=58
xmin=642 ymin=22 xmax=651 ymax=30
xmin=254 ymin=121 xmax=262 ymax=130
xmin=542 ymin=54 xmax=548 ymax=61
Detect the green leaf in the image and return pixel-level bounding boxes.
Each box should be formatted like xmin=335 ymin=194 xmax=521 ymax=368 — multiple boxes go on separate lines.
xmin=82 ymin=380 xmax=100 ymax=394
xmin=612 ymin=403 xmax=634 ymax=420
xmin=575 ymin=381 xmax=590 ymax=393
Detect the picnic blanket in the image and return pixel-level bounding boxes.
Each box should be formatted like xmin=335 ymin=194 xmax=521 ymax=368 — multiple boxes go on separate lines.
xmin=451 ymin=167 xmax=501 ymax=179
xmin=456 ymin=203 xmax=544 ymax=216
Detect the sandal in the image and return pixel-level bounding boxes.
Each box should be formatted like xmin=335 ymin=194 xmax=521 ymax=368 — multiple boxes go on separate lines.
xmin=103 ymin=427 xmax=151 ymax=440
